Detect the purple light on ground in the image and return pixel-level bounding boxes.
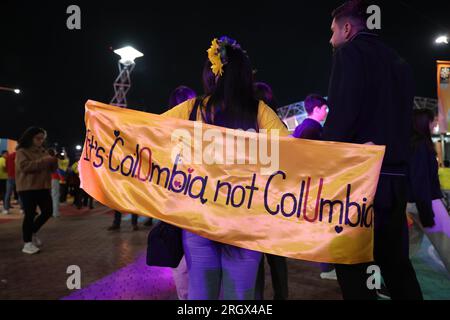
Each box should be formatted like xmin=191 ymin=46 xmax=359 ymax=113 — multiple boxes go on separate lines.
xmin=62 ymin=253 xmax=177 ymax=300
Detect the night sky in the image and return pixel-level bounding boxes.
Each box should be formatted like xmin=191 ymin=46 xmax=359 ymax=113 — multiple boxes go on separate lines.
xmin=1 ymin=0 xmax=449 ymax=154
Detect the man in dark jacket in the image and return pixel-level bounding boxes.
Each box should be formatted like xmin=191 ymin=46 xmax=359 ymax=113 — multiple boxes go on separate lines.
xmin=323 ymin=0 xmax=422 ymax=300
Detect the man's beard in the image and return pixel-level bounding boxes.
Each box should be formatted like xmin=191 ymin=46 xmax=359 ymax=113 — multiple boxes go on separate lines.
xmin=331 ymin=42 xmax=344 ymax=52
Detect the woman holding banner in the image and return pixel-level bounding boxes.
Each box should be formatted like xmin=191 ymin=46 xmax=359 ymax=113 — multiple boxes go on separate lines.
xmin=162 ymin=36 xmax=289 ymax=299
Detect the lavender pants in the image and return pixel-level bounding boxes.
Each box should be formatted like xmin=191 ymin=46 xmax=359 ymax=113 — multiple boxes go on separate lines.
xmin=182 ymin=230 xmax=262 ymax=300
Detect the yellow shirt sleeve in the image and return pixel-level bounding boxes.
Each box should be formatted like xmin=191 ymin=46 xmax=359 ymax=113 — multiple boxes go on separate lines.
xmin=71 ymin=162 xmax=79 ymax=175
xmin=257 ymin=101 xmax=290 ymax=137
xmin=162 ymin=99 xmax=289 ymax=137
xmin=161 ymin=99 xmax=196 ymax=120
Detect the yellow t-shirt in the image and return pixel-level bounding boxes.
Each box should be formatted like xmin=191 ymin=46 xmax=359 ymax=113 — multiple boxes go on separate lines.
xmin=438 ymin=167 xmax=450 ymax=190
xmin=58 ymin=158 xmax=70 ymax=171
xmin=162 ymin=98 xmax=290 ymax=136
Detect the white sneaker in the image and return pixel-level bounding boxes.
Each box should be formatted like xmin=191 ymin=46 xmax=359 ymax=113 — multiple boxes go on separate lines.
xmin=320 ymin=269 xmax=337 ymax=280
xmin=2 ymin=210 xmax=8 ymax=215
xmin=22 ymin=242 xmax=40 ymax=254
xmin=32 ymin=234 xmax=42 ymax=247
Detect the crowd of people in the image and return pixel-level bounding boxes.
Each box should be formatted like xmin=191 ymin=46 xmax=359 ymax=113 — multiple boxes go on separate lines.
xmin=2 ymin=0 xmax=449 ymax=301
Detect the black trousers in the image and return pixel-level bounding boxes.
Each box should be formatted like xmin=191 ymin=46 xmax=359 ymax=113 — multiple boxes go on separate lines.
xmin=113 ymin=211 xmax=138 ymax=226
xmin=60 ymin=183 xmax=68 ymax=202
xmin=82 ymin=190 xmax=93 ymax=208
xmin=13 ymin=183 xmax=19 ymax=203
xmin=0 ymin=179 xmax=6 ymax=204
xmin=19 ymin=189 xmax=53 ymax=243
xmin=255 ymin=254 xmax=288 ymax=300
xmin=73 ymin=184 xmax=82 ymax=208
xmin=335 ymin=175 xmax=423 ymax=300
xmin=74 ymin=187 xmax=93 ymax=209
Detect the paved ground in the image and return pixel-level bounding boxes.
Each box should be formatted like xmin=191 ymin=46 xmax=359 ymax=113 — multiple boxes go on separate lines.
xmin=0 ymin=202 xmax=448 ymax=300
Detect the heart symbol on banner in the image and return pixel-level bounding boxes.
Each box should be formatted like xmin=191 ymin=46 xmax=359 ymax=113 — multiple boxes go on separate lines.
xmin=114 ymin=130 xmax=120 ymax=137
xmin=335 ymin=226 xmax=343 ymax=234
xmin=174 ymin=181 xmax=182 ymax=188
xmin=188 ymin=168 xmax=194 ymax=174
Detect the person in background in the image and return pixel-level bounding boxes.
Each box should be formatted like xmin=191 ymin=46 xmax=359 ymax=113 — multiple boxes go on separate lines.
xmin=408 ymin=109 xmax=450 ymax=273
xmin=438 ymin=160 xmax=450 ymax=206
xmin=254 ymin=82 xmax=279 ymax=112
xmin=107 ymin=144 xmax=139 ymax=231
xmin=48 ymin=149 xmax=60 ymax=217
xmin=4 ymin=151 xmax=24 ymax=215
xmin=291 ymin=94 xmax=328 ymax=140
xmin=108 ymin=211 xmax=139 ymax=231
xmin=71 ymin=160 xmax=94 ymax=210
xmin=169 ymin=86 xmax=197 ymax=108
xmin=143 ymin=216 xmax=154 ymax=227
xmin=408 ymin=110 xmax=444 ymax=228
xmin=163 ymin=36 xmax=289 ymax=299
xmin=70 ymin=160 xmax=82 ymax=209
xmin=58 ymin=152 xmax=70 ymax=203
xmin=253 ymin=81 xmax=289 ymax=300
xmin=82 ymin=189 xmax=94 ymax=209
xmin=0 ymin=150 xmax=8 ymax=213
xmin=16 ymin=127 xmax=58 ymax=254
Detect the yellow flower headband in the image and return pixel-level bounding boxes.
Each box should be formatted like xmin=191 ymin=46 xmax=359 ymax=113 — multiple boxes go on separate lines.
xmin=207 ymin=36 xmax=243 ymax=77
xmin=207 ymin=39 xmax=224 ymax=77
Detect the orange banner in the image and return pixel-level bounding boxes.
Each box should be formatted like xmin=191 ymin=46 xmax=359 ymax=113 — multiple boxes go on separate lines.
xmin=80 ymin=100 xmax=385 ymax=264
xmin=438 ymin=60 xmax=450 ymax=133
xmin=7 ymin=140 xmax=17 ymax=153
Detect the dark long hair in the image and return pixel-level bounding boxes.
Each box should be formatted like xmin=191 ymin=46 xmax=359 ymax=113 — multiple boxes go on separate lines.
xmin=201 ymin=39 xmax=258 ymax=131
xmin=17 ymin=127 xmax=47 ymax=150
xmin=411 ymin=109 xmax=435 ymax=154
xmin=202 ymin=60 xmax=216 ymax=96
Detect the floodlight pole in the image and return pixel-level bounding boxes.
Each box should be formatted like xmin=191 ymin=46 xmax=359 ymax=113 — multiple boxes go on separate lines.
xmin=110 ymin=61 xmax=136 ymax=108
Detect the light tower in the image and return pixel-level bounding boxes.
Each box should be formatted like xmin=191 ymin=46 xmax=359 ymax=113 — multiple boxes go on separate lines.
xmin=108 ymin=46 xmax=145 ymax=230
xmin=110 ymin=46 xmax=144 ymax=108
xmin=435 ymin=35 xmax=449 ymax=45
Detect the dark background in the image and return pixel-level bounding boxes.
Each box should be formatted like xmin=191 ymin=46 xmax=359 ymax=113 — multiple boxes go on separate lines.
xmin=1 ymin=0 xmax=449 ymax=154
